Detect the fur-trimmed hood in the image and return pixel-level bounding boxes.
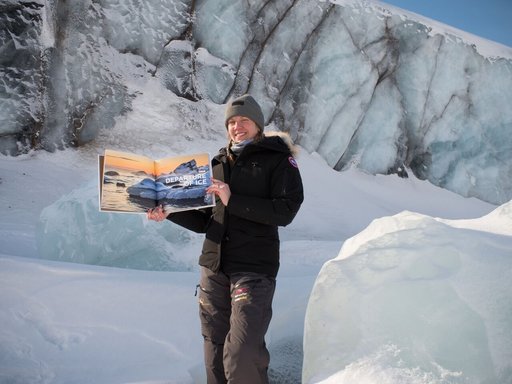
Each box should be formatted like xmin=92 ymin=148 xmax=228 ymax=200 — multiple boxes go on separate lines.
xmin=263 ymin=131 xmax=300 ymax=158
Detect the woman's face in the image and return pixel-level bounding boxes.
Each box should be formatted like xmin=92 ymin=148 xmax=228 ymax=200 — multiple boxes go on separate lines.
xmin=227 ymin=116 xmax=260 ymax=143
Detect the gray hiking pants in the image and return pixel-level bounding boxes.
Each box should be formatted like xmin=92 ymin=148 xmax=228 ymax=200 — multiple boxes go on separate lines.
xmin=198 ymin=267 xmax=276 ymax=384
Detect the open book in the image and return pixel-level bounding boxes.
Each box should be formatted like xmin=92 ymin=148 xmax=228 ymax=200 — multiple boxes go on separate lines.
xmin=99 ymin=149 xmax=215 ymax=214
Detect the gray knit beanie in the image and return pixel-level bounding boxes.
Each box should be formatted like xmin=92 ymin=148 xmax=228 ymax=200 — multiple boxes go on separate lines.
xmin=224 ymin=94 xmax=265 ymax=131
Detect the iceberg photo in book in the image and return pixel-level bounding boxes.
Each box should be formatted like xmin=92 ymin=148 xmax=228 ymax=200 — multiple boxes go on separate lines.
xmin=99 ymin=149 xmax=215 ymax=214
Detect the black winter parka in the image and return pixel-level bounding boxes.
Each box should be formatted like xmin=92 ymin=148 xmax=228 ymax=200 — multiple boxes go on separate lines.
xmin=168 ymin=132 xmax=304 ymax=277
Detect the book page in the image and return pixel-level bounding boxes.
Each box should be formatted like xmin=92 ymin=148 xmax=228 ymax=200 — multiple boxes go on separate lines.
xmin=99 ymin=150 xmax=157 ymax=213
xmin=154 ymin=152 xmax=215 ymax=214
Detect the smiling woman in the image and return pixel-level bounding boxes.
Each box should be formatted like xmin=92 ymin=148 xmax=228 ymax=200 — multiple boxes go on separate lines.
xmin=148 ymin=93 xmax=304 ymax=383
xmin=227 ymin=116 xmax=260 ymax=143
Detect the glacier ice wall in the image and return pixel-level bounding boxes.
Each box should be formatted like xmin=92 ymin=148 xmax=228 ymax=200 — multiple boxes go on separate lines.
xmin=1 ymin=0 xmax=511 ymax=204
xmin=0 ymin=1 xmax=45 ymax=151
xmin=303 ymin=202 xmax=512 ymax=383
xmin=36 ymin=181 xmax=200 ymax=271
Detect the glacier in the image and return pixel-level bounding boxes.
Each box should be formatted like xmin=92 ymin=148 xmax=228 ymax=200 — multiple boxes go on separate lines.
xmin=2 ymin=2 xmax=511 ymax=378
xmin=303 ymin=202 xmax=512 ymax=384
xmin=36 ymin=181 xmax=201 ymax=271
xmin=1 ymin=0 xmax=512 ymax=205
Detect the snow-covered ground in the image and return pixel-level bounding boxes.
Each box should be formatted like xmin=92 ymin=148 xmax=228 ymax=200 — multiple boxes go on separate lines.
xmin=0 ymin=81 xmax=509 ymax=383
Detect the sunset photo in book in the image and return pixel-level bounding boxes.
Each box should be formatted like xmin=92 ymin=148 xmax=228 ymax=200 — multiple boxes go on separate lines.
xmin=99 ymin=149 xmax=215 ymax=214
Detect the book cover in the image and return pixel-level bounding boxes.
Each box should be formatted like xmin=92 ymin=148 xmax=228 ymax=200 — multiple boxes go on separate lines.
xmin=99 ymin=149 xmax=215 ymax=214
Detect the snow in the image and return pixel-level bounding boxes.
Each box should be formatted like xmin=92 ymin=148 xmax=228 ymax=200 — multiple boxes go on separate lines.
xmin=0 ymin=76 xmax=510 ymax=383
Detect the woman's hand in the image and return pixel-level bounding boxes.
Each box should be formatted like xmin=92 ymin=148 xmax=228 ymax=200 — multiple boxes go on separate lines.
xmin=147 ymin=205 xmax=168 ymax=222
xmin=207 ymin=178 xmax=231 ymax=206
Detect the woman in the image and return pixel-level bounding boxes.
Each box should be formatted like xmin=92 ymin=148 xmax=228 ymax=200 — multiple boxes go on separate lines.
xmin=148 ymin=94 xmax=304 ymax=383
